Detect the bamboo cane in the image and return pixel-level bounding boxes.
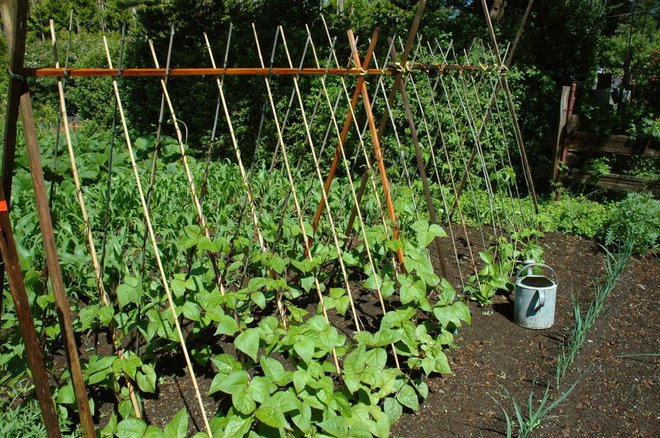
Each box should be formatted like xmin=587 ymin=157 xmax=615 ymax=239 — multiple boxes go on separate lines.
xmin=252 ymin=24 xmax=341 ymax=374
xmin=203 ymin=32 xmax=288 ymax=328
xmin=278 ymin=25 xmax=362 ymax=332
xmin=342 ymin=0 xmax=427 ymax=263
xmin=145 ymin=39 xmax=229 ymax=298
xmin=306 ymin=24 xmax=401 ymax=369
xmin=310 ymin=29 xmax=379 ymax=235
xmin=318 ymin=20 xmax=400 ymax=287
xmin=102 ymin=36 xmax=213 ymax=436
xmin=51 ymin=21 xmax=142 ymax=419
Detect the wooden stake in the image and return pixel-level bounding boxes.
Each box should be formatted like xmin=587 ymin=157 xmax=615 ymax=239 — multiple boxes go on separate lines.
xmin=0 ymin=2 xmax=95 ymax=434
xmin=348 ymin=30 xmax=406 ymax=269
xmin=49 ymin=20 xmax=142 ymax=418
xmin=0 ymin=193 xmax=61 ymax=438
xmin=21 ymin=82 xmax=96 ymax=438
xmin=343 ymin=0 xmax=427 ymax=259
xmin=49 ymin=20 xmax=109 ymax=308
xmin=0 ymin=0 xmax=28 ymax=312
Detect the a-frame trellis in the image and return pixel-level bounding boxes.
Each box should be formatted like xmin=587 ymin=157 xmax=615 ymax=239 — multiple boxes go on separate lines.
xmin=0 ymin=0 xmax=537 ymax=436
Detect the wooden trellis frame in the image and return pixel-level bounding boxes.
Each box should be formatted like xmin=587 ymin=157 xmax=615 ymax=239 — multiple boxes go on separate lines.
xmin=0 ymin=0 xmax=538 ymax=436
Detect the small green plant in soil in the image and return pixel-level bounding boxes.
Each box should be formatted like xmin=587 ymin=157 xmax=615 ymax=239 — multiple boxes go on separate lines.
xmin=464 ymin=228 xmax=544 ymax=306
xmin=493 ymin=238 xmax=633 ymax=437
xmin=556 ymin=240 xmax=633 ymax=384
xmin=490 ymin=378 xmax=581 ymax=438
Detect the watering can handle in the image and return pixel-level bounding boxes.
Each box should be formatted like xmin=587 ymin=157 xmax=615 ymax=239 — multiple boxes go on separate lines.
xmin=536 ymin=290 xmax=545 ymax=310
xmin=515 ymin=263 xmax=559 ymax=286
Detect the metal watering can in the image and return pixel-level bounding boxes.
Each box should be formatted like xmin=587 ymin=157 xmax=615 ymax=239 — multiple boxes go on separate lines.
xmin=514 ymin=261 xmax=558 ymax=329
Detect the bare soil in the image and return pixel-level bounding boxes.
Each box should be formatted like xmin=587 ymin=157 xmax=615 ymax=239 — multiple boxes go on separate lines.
xmin=392 ymin=232 xmax=659 ymax=437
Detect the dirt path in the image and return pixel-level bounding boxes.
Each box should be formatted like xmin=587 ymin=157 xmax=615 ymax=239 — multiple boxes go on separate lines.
xmin=392 ymin=233 xmax=659 ymax=437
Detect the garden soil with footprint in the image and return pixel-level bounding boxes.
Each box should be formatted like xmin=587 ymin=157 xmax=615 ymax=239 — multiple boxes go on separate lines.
xmin=392 ymin=232 xmax=659 ymax=437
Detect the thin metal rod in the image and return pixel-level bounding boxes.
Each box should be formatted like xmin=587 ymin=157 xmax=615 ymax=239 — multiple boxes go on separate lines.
xmin=47 ymin=9 xmax=73 ymax=210
xmin=139 ymin=25 xmax=175 ymax=269
xmin=473 ymin=40 xmax=527 ymax=235
xmin=431 ymin=41 xmax=488 ymax=249
xmin=417 ymin=42 xmax=480 ymax=285
xmin=455 ymin=44 xmax=508 ymax=237
xmin=458 ymin=0 xmax=538 ymax=214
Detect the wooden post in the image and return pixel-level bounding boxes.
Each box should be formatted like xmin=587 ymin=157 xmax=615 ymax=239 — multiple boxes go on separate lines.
xmin=0 ymin=0 xmax=28 ymax=306
xmin=21 ymin=84 xmax=96 ymax=438
xmin=2 ymin=1 xmax=94 ymax=435
xmin=0 ymin=183 xmax=61 ymax=437
xmin=1 ymin=1 xmax=95 ymax=435
xmin=348 ymin=30 xmax=405 ymax=268
xmin=562 ymin=82 xmax=577 ymax=165
xmin=552 ymin=85 xmax=571 ymax=183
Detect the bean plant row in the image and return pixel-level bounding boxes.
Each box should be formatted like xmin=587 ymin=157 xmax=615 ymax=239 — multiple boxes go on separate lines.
xmin=1 ymin=108 xmax=541 ymax=436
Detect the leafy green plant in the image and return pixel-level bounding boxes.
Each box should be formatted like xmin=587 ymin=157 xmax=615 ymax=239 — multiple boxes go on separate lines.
xmin=0 ymin=382 xmax=82 ymax=437
xmin=0 ymin=385 xmax=49 ymax=437
xmin=604 ymin=192 xmax=659 ymax=254
xmin=464 ymin=229 xmax=544 ymax=306
xmin=539 ymin=194 xmax=613 ymax=239
xmin=584 ymin=157 xmax=612 ymax=184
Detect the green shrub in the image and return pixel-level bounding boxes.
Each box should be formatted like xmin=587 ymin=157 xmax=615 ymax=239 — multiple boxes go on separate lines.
xmin=539 ymin=195 xmax=613 ymax=239
xmin=604 ymin=193 xmax=659 ymax=254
